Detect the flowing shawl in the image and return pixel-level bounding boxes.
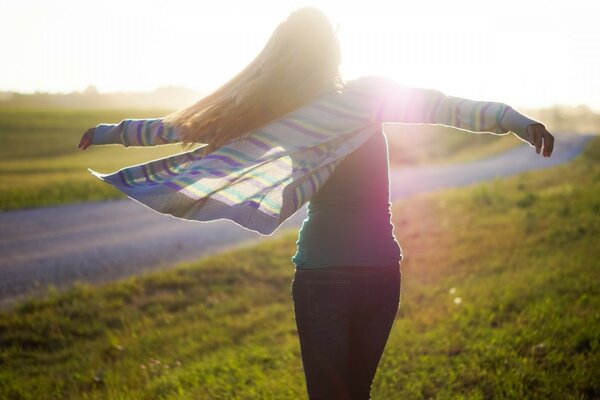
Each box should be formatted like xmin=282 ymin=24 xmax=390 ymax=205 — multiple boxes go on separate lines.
xmin=89 ymin=76 xmax=514 ymax=235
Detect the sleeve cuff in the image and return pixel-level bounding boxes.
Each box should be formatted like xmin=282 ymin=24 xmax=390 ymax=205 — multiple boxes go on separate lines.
xmin=91 ymin=123 xmax=121 ymax=145
xmin=500 ymin=107 xmax=544 ymax=145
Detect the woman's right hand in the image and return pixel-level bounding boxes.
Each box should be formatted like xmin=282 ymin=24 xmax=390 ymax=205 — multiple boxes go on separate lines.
xmin=526 ymin=124 xmax=554 ymax=158
xmin=78 ymin=127 xmax=95 ymax=150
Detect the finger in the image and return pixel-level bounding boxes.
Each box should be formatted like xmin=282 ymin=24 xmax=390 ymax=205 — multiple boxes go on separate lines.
xmin=536 ymin=130 xmax=543 ymax=154
xmin=527 ymin=127 xmax=536 ymax=148
xmin=543 ymin=132 xmax=554 ymax=157
xmin=527 ymin=126 xmax=539 ymax=150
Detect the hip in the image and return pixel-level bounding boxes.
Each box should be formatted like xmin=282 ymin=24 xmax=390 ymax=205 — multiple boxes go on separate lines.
xmin=291 ymin=262 xmax=402 ymax=317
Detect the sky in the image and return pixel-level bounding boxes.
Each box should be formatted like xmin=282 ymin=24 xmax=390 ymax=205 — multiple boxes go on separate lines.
xmin=2 ymin=0 xmax=599 ymax=110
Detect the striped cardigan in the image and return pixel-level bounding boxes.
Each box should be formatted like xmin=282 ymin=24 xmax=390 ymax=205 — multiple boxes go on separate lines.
xmin=88 ymin=75 xmax=539 ymax=235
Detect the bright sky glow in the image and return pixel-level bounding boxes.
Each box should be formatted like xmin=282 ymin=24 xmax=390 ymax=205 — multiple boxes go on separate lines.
xmin=2 ymin=0 xmax=599 ymax=109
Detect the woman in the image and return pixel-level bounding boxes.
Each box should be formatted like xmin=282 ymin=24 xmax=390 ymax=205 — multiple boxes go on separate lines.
xmin=79 ymin=7 xmax=554 ymax=399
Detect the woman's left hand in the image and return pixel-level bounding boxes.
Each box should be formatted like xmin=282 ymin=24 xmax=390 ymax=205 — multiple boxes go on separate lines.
xmin=526 ymin=124 xmax=554 ymax=158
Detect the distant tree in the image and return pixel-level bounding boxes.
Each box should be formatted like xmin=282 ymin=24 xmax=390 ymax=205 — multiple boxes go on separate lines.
xmin=83 ymin=85 xmax=98 ymax=95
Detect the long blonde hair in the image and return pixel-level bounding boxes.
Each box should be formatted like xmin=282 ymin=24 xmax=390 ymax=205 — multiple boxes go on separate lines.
xmin=163 ymin=7 xmax=345 ymax=156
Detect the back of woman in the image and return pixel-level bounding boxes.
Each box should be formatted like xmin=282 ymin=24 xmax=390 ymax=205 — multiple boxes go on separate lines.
xmin=80 ymin=6 xmax=554 ymax=400
xmin=292 ymin=125 xmax=401 ymax=269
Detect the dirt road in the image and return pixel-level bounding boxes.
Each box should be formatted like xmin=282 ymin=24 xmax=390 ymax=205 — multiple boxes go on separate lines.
xmin=0 ymin=132 xmax=594 ymax=307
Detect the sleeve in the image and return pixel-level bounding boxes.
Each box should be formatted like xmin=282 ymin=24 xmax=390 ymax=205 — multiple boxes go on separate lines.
xmin=499 ymin=107 xmax=545 ymax=146
xmin=91 ymin=118 xmax=181 ymax=147
xmin=372 ymin=77 xmax=543 ymax=144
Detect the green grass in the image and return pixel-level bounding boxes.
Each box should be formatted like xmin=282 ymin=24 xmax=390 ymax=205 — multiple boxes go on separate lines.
xmin=384 ymin=123 xmax=525 ymax=166
xmin=0 ymin=108 xmax=524 ymax=211
xmin=1 ymin=135 xmax=598 ymax=398
xmin=0 ymin=108 xmax=202 ymax=210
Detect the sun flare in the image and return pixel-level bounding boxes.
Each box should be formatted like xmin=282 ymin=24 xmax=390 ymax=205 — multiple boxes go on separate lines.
xmin=1 ymin=0 xmax=598 ymax=109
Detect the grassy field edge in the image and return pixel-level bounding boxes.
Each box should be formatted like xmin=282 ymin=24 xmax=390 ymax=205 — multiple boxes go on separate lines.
xmin=0 ymin=137 xmax=598 ymax=399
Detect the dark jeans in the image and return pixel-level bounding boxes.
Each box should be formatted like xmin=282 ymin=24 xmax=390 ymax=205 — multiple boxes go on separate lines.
xmin=291 ymin=263 xmax=402 ymax=400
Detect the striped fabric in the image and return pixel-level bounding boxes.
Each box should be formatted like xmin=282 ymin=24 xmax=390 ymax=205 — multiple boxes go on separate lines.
xmin=88 ymin=75 xmax=515 ymax=235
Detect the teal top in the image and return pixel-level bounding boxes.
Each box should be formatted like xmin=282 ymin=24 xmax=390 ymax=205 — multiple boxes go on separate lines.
xmin=291 ymin=128 xmax=403 ymax=269
xmin=290 ymin=100 xmax=542 ymax=269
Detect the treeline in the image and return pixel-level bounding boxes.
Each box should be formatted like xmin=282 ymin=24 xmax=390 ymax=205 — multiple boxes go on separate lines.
xmin=525 ymin=105 xmax=600 ymax=134
xmin=0 ymin=85 xmax=203 ymax=111
xmin=1 ymin=86 xmax=598 ymax=135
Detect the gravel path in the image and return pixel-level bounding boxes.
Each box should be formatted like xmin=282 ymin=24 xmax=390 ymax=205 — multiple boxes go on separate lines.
xmin=0 ymin=132 xmax=594 ymax=307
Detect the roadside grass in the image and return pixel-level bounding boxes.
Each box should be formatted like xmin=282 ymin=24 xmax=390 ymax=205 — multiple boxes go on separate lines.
xmin=1 ymin=136 xmax=598 ymax=399
xmin=384 ymin=123 xmax=524 ymax=166
xmin=0 ymin=108 xmax=524 ymax=211
xmin=0 ymin=108 xmax=201 ymax=210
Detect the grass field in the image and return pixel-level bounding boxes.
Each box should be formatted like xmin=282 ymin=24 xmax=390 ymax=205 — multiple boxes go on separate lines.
xmin=0 ymin=108 xmax=524 ymax=211
xmin=0 ymin=108 xmax=201 ymax=210
xmin=383 ymin=123 xmax=524 ymax=166
xmin=0 ymin=136 xmax=597 ymax=398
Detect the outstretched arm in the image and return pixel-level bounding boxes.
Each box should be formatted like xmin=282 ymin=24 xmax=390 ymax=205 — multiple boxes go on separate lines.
xmin=79 ymin=118 xmax=181 ymax=149
xmin=372 ymin=77 xmax=553 ymax=157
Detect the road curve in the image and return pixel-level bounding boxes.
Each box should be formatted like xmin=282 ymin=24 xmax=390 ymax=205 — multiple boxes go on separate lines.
xmin=0 ymin=132 xmax=594 ymax=307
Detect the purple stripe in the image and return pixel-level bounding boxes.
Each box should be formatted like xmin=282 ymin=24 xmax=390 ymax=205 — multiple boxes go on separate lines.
xmin=157 ymin=121 xmax=165 ymax=142
xmin=247 ymin=136 xmax=272 ymax=152
xmin=118 ymin=170 xmax=135 ymax=188
xmin=161 ymin=159 xmax=179 ymax=177
xmin=191 ymin=165 xmax=229 ymax=177
xmin=120 ymin=120 xmax=131 ymax=146
xmin=177 ymin=149 xmax=288 ymax=184
xmin=298 ymin=166 xmax=310 ymax=174
xmin=479 ymin=102 xmax=493 ymax=130
xmin=429 ymin=94 xmax=443 ymax=122
xmin=244 ymin=200 xmax=260 ymax=209
xmin=278 ymin=120 xmax=328 ymax=139
xmin=454 ymin=98 xmax=466 ymax=126
xmin=164 ymin=181 xmax=184 ymax=192
xmin=136 ymin=121 xmax=143 ymax=145
xmin=186 ymin=152 xmax=203 ymax=162
xmin=312 ymin=104 xmax=364 ymax=122
xmin=308 ymin=174 xmax=317 ymax=194
xmin=203 ymin=154 xmax=242 ymax=168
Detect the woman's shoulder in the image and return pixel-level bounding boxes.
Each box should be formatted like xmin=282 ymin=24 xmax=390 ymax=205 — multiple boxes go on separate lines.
xmin=341 ymin=75 xmax=407 ymax=96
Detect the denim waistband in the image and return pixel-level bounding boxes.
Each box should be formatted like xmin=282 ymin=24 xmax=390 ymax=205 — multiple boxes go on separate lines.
xmin=295 ymin=264 xmax=400 ymax=276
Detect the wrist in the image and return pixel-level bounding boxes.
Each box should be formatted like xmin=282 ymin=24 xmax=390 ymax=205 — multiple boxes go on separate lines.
xmin=91 ymin=123 xmax=121 ymax=145
xmin=500 ymin=107 xmax=544 ymax=143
